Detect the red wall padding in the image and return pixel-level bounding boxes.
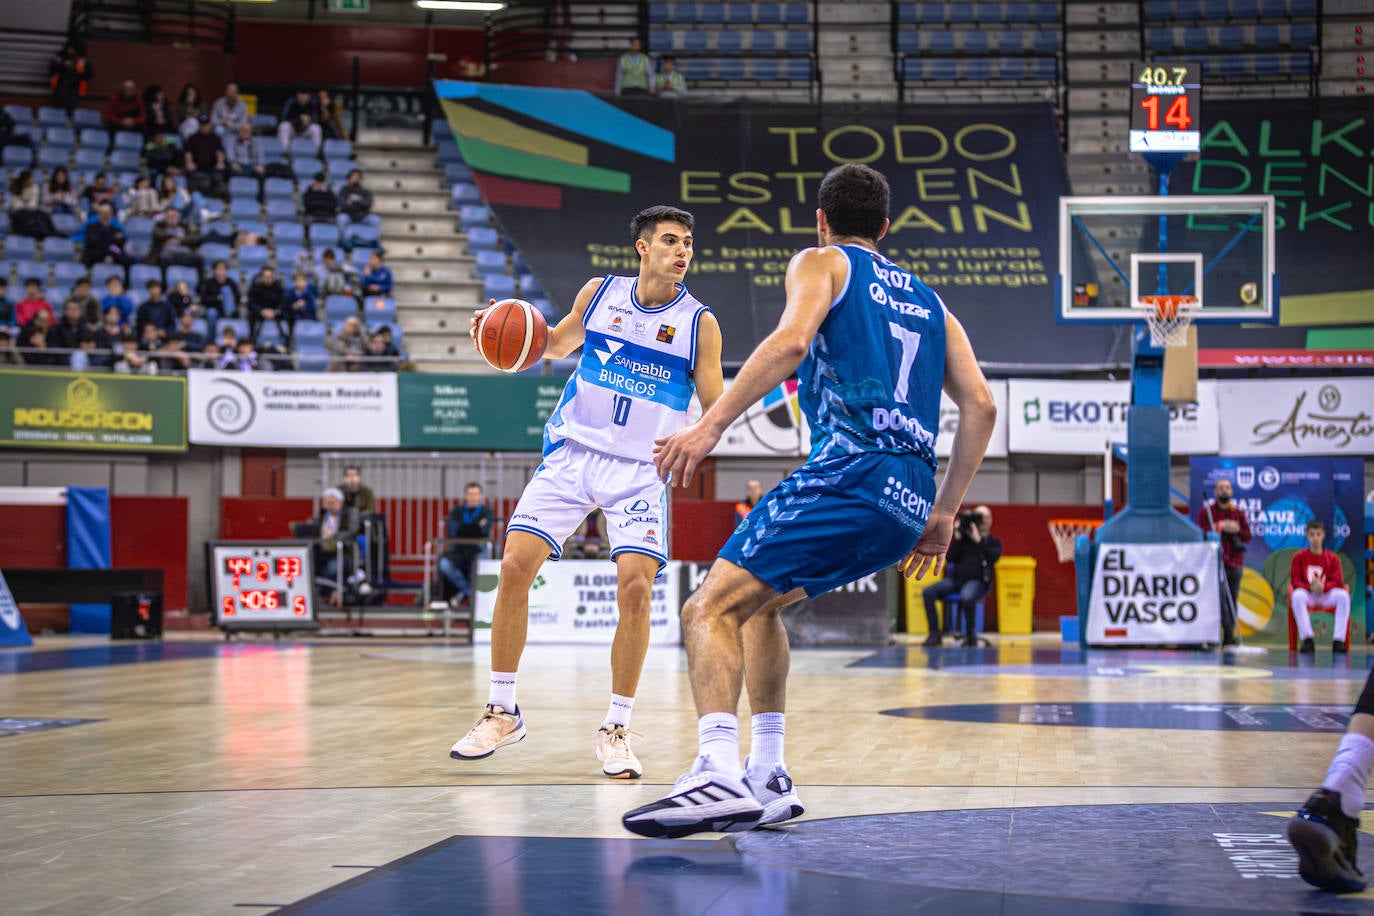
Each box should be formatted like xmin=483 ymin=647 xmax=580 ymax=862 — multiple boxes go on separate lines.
xmin=233 ymin=22 xmax=485 ymax=87
xmin=671 ymin=500 xmax=738 ymax=563
xmin=0 ymin=506 xmax=66 ymax=567
xmin=220 ymin=497 xmax=315 ymax=540
xmin=111 ymin=496 xmax=189 ymax=613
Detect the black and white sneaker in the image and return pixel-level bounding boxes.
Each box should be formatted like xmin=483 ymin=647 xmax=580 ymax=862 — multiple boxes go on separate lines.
xmin=1287 ymin=788 xmax=1366 ymax=893
xmin=744 ymin=756 xmax=805 ymax=827
xmin=622 ymin=758 xmax=764 ymax=838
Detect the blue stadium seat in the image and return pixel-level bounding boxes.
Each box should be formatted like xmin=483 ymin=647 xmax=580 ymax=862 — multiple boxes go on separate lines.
xmin=130 ymin=263 xmax=163 ymax=290
xmin=77 ymin=128 xmax=108 ymax=149
xmin=1257 ymin=0 xmax=1286 ymax=14
xmin=1147 ymin=27 xmax=1175 ymax=48
xmin=291 ymin=160 xmax=319 ymax=182
xmin=929 ymin=31 xmax=956 ymax=51
xmin=126 ymin=287 xmax=150 ymax=309
xmin=1218 ymin=53 xmax=1249 ymax=76
xmin=201 ymin=219 xmax=236 ymax=243
xmin=343 ymin=223 xmax=380 ymax=249
xmin=963 ymin=31 xmax=990 ymax=52
xmin=53 ymin=261 xmax=87 ymax=289
xmin=326 ymin=158 xmax=353 ymax=179
xmin=435 ymin=141 xmax=464 ymax=165
xmin=308 ymin=223 xmax=341 ymax=248
xmin=2 ymin=146 xmax=34 ymax=169
xmin=1002 ymin=2 xmax=1030 ymax=21
xmin=275 ymin=244 xmax=308 ymax=273
xmin=36 ymin=106 xmax=67 ymax=127
xmin=649 ymin=2 xmax=670 ymax=22
xmin=451 ymin=182 xmax=482 ymax=206
xmin=751 ymin=59 xmax=781 ymax=79
xmin=444 ymin=162 xmax=473 ymax=185
xmin=124 ymin=217 xmax=156 ymax=243
xmin=324 ymin=295 xmax=359 ymax=322
xmin=1202 ymin=0 xmax=1230 ymax=19
xmin=517 ymin=274 xmax=545 ymax=298
xmin=363 ymin=296 xmax=397 ymax=324
xmin=1032 ymin=2 xmax=1058 ymax=23
xmin=998 ymin=58 xmax=1027 ymax=79
xmin=112 ymin=130 xmax=142 ymax=151
xmin=751 ymin=31 xmax=778 ymax=51
xmin=1218 ymin=24 xmax=1244 ymax=45
xmin=1031 ymin=29 xmax=1060 ymax=51
xmin=1144 ymin=0 xmax=1171 ymax=18
xmin=347 ymin=247 xmax=371 ymax=270
xmin=71 ymin=108 xmax=102 ymax=129
xmin=994 ymin=30 xmax=1024 ymax=51
xmin=896 ymin=3 xmax=917 ymax=23
xmin=467 ymin=227 xmax=499 ymax=251
xmin=459 ymin=205 xmax=491 ymax=230
xmin=718 ymin=30 xmax=744 ymax=52
xmin=265 ymin=199 xmax=298 ymax=222
xmin=289 ymin=137 xmax=320 ymax=160
xmin=4 ymin=237 xmax=37 ymax=261
xmin=785 ymin=30 xmax=811 ymax=52
xmin=272 ymin=220 xmax=305 ymax=244
xmin=1174 ymin=0 xmax=1201 ymax=17
xmin=783 ymin=58 xmax=812 ymax=79
xmin=668 ymin=2 xmax=696 ymax=21
xmin=229 ymin=176 xmax=260 ymax=200
xmin=238 ymin=244 xmax=270 ymax=271
xmin=964 ymin=59 xmax=993 ymax=80
xmin=3 ymin=104 xmax=32 ymax=125
xmin=73 ymin=149 xmax=105 ymax=170
xmin=1183 ymin=26 xmax=1211 ymax=49
xmin=698 ymin=2 xmax=725 ymax=22
xmin=166 ymin=264 xmax=199 ymax=288
xmin=323 ymin=139 xmax=352 ymax=161
xmin=931 ymin=58 xmax=959 ymax=79
xmin=531 ymin=299 xmax=556 ymax=322
xmin=263 ymin=177 xmax=295 ymax=200
xmin=38 ymin=147 xmax=70 ymax=170
xmin=783 ymin=1 xmax=809 ymax=22
xmin=90 ymin=263 xmax=126 ymax=288
xmin=483 ymin=274 xmax=516 ymax=301
xmin=727 ymin=2 xmax=753 ymax=22
xmin=1028 ymin=57 xmax=1057 ymax=79
xmin=294 ymin=319 xmax=327 ymax=347
xmin=229 ymin=198 xmax=261 ymax=221
xmin=237 ymin=219 xmax=269 ymax=240
xmin=199 ymin=242 xmax=233 ymax=265
xmin=717 ymin=59 xmax=746 ymax=80
xmin=897 ymin=31 xmax=921 ymax=52
xmin=948 ymin=2 xmax=974 ymax=22
xmin=109 ymin=150 xmax=140 ymax=171
xmin=1231 ymin=0 xmax=1259 ymax=14
xmin=1289 ymin=0 xmax=1313 ymax=14
xmin=755 ymin=2 xmax=781 ymax=22
xmin=975 ymin=3 xmax=1003 ymax=22
xmin=250 ymin=113 xmax=277 ymax=133
xmin=217 ymin=317 xmax=250 ymax=341
xmin=683 ymin=30 xmax=710 ymax=51
xmin=474 ymin=250 xmax=507 ymax=276
xmin=45 ymin=127 xmax=76 ymax=149
xmin=259 ymin=137 xmax=285 ymax=162
xmin=43 ymin=238 xmax=76 ymax=260
xmin=189 ymin=317 xmax=209 ymax=339
xmin=1253 ymin=52 xmax=1281 ymax=75
xmin=1290 ymin=22 xmax=1316 ymax=45
xmin=10 ymin=260 xmax=47 ymax=286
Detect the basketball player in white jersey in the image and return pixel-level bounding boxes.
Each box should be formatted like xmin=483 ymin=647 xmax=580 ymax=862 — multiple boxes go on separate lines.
xmin=450 ymin=206 xmax=724 ymax=779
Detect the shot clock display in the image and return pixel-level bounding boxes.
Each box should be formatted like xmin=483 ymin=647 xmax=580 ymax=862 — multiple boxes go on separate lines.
xmin=1129 ymin=61 xmax=1202 ymax=154
xmin=207 ymin=541 xmax=319 ymax=631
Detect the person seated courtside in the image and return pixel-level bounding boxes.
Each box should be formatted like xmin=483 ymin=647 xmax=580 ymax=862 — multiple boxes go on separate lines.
xmin=921 ymin=505 xmax=1001 ymax=647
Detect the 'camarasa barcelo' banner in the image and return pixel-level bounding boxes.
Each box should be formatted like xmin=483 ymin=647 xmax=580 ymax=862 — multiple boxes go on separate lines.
xmin=435 ymin=81 xmax=1124 ymax=366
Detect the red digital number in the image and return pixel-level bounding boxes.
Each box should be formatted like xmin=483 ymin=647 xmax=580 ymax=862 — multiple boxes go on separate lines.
xmin=265 ymin=590 xmax=280 ymax=610
xmin=256 ymin=561 xmax=270 ymax=583
xmin=221 ymin=595 xmax=236 ymax=617
xmin=1140 ymin=94 xmax=1192 ymax=131
xmin=293 ymin=595 xmax=308 ymax=617
xmin=276 ymin=555 xmax=302 ymax=583
xmin=225 ymin=556 xmax=253 ymax=576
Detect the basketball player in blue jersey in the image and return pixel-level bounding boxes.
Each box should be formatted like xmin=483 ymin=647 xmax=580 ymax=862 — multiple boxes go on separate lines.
xmin=450 ymin=206 xmax=725 ymax=780
xmin=623 ymin=164 xmax=998 ymax=837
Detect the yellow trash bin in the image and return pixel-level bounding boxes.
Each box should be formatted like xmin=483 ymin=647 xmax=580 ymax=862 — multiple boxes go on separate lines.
xmin=995 ymin=556 xmax=1036 ymax=634
xmin=902 ymin=564 xmax=943 ymax=634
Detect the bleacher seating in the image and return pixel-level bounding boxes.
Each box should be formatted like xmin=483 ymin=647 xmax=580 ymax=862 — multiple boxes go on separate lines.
xmin=893 ymin=0 xmax=1061 ymax=94
xmin=647 ymin=0 xmax=815 ymax=93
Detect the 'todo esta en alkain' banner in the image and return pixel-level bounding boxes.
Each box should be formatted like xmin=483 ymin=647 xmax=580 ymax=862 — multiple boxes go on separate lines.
xmin=0 ymin=369 xmax=186 ymax=452
xmin=435 ymin=82 xmax=1125 ymax=366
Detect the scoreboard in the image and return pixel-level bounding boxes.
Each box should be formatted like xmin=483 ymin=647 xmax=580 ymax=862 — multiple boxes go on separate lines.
xmin=1129 ymin=61 xmax=1203 ymax=154
xmin=207 ymin=541 xmax=319 ymax=632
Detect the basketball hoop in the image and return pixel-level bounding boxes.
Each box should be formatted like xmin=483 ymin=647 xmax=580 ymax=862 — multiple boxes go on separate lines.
xmin=1136 ymin=294 xmax=1198 ymax=348
xmin=1047 ymin=518 xmax=1104 ymax=563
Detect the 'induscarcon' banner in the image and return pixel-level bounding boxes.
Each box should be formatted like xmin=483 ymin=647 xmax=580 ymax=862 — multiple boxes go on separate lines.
xmin=435 ymin=82 xmax=1124 ymax=367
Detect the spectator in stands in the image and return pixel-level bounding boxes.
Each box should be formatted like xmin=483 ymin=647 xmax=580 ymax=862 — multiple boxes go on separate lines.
xmin=135 ymin=279 xmax=177 ymax=338
xmin=144 ymin=130 xmax=182 ymax=179
xmin=216 ymin=322 xmax=239 ymax=354
xmin=361 ymin=250 xmax=392 ymax=296
xmin=184 ymin=117 xmax=227 ymax=198
xmin=734 ymin=479 xmax=763 ymax=525
xmin=15 ymin=278 xmax=55 ymax=328
xmin=247 ymin=266 xmax=288 ymax=342
xmin=220 ymin=336 xmax=262 ymax=371
xmin=197 ymin=341 xmax=221 ymax=368
xmin=134 ymin=320 xmax=164 ymax=366
xmin=8 ymin=170 xmax=55 ymax=239
xmin=0 ymin=278 xmax=12 ymax=327
xmin=287 ymin=271 xmax=316 ymax=325
xmin=327 ymin=315 xmax=365 ymax=372
xmin=102 ymin=275 xmax=134 ymax=326
xmin=210 ymin=83 xmax=249 ymax=139
xmin=168 ymin=279 xmax=193 ymax=318
xmin=49 ymin=42 xmax=94 ymax=117
xmin=0 ymin=107 xmax=24 ymax=150
xmin=119 ymin=175 xmax=160 ymax=221
xmin=197 ymin=259 xmax=239 ymax=327
xmin=150 ymin=209 xmax=199 ymax=268
xmin=105 ymin=80 xmax=146 ymax=133
xmin=81 ymin=172 xmax=116 ymax=211
xmin=20 ymin=310 xmax=63 ymax=366
xmin=315 ymin=248 xmax=357 ymax=297
xmin=313 ymin=487 xmax=360 ymax=607
xmin=98 ymin=303 xmax=126 ymax=342
xmin=143 ymin=85 xmax=175 ymax=138
xmin=0 ymin=329 xmax=24 ymax=365
xmin=375 ymin=323 xmax=403 ymax=363
xmin=69 ymin=328 xmax=104 ymax=370
xmin=52 ymin=299 xmax=86 ymax=352
xmin=317 ymin=90 xmax=344 ymax=141
xmin=112 ymin=328 xmax=152 ymax=374
xmin=175 ymin=83 xmax=205 ymax=140
xmin=78 ymin=204 xmax=131 ymax=267
xmin=44 ymin=167 xmax=79 ymax=217
xmin=66 ymin=276 xmax=101 ymax=325
xmin=156 ymin=174 xmax=192 ymax=219
xmin=340 ymin=465 xmax=375 ymax=514
xmin=277 ymin=89 xmax=322 ymax=150
xmin=366 ymin=330 xmax=399 ymax=371
xmin=228 ymin=123 xmax=265 ymax=179
xmin=302 ymin=172 xmax=338 ymax=224
xmin=176 ymin=310 xmax=206 ymax=351
xmin=338 ymin=169 xmax=378 ymax=229
xmin=615 ymin=37 xmax=655 ymax=95
xmin=438 ymin=482 xmax=494 ymax=608
xmin=656 ymin=56 xmax=687 ymax=97
xmin=153 ymin=331 xmax=191 ymax=372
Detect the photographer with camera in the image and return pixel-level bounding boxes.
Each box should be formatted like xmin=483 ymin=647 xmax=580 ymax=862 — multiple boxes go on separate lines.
xmin=1198 ymin=478 xmax=1250 ymax=648
xmin=921 ymin=506 xmax=1002 ymax=647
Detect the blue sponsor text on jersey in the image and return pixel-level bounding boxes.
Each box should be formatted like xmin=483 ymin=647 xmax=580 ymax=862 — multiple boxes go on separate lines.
xmin=580 ymin=330 xmax=693 ymax=411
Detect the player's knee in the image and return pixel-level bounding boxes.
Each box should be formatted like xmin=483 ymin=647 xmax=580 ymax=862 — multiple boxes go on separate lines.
xmin=498 ymin=548 xmax=542 ymax=589
xmin=617 ymin=574 xmax=653 ymax=613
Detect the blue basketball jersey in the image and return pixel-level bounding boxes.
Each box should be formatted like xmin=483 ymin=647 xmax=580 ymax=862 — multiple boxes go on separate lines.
xmin=797 ymin=244 xmax=948 ymax=471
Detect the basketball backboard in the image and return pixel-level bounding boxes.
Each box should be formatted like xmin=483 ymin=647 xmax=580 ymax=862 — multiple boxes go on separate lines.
xmin=1057 ymin=195 xmax=1277 ymax=325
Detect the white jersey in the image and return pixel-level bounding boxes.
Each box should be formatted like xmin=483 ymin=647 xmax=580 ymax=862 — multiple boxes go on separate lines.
xmin=544 ymin=275 xmax=711 ymax=462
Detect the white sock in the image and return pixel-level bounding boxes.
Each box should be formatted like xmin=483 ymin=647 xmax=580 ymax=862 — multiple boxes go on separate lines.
xmin=1322 ymin=732 xmax=1374 ymax=819
xmin=604 ymin=693 xmax=634 ymax=729
xmin=488 ymin=671 xmax=517 ymax=712
xmin=749 ymin=712 xmax=785 ymax=770
xmin=697 ymin=713 xmax=741 ymax=776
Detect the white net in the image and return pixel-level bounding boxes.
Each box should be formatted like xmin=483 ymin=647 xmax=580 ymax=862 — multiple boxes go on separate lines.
xmin=1048 ymin=520 xmax=1102 ymax=563
xmin=1138 ymin=295 xmax=1197 ymax=348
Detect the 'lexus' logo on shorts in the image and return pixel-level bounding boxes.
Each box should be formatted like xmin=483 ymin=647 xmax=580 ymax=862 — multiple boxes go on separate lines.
xmin=625 ymin=499 xmax=651 ymax=514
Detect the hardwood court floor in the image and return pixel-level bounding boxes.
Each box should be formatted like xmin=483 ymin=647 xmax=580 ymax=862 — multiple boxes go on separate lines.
xmin=2 ymin=634 xmax=1372 ymax=914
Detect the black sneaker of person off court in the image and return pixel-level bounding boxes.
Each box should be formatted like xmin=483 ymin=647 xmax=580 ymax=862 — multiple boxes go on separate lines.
xmin=622 ymin=758 xmax=763 ymax=838
xmin=1286 ymin=788 xmax=1366 ymax=893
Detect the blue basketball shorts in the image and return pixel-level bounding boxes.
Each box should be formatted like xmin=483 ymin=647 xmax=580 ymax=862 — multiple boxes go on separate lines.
xmin=718 ymin=452 xmax=936 ymax=598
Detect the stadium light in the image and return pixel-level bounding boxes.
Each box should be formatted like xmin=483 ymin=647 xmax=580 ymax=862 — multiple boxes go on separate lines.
xmin=415 ymin=0 xmax=508 ymax=9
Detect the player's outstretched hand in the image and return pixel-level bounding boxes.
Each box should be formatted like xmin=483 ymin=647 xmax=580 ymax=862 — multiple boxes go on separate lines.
xmin=654 ymin=421 xmax=721 ymax=487
xmin=469 ymin=299 xmax=497 ymax=345
xmin=899 ymin=513 xmax=955 ymax=580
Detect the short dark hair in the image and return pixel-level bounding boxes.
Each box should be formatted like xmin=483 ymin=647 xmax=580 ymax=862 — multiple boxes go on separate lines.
xmin=343 ymin=464 xmax=361 ymax=474
xmin=24 ymin=277 xmax=40 ymax=288
xmin=631 ymin=205 xmax=694 ymax=243
xmin=146 ymin=279 xmax=162 ymax=291
xmin=1306 ymin=518 xmax=1325 ymax=532
xmin=212 ymin=259 xmax=228 ymax=270
xmin=76 ymin=276 xmax=91 ymax=287
xmin=817 ymin=163 xmax=890 ymax=241
xmin=465 ymin=481 xmax=483 ymax=491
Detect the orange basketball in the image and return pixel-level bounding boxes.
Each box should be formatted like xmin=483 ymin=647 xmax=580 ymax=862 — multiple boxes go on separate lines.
xmin=475 ymin=298 xmax=548 ymax=373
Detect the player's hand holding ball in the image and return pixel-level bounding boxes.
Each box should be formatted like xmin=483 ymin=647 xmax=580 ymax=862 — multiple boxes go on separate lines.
xmin=474 ymin=297 xmax=548 ymax=373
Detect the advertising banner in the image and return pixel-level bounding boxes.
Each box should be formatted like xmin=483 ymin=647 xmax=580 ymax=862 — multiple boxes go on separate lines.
xmin=937 ymin=380 xmax=1009 ymax=458
xmin=1190 ymin=456 xmax=1366 ymax=645
xmin=436 ymin=82 xmax=1126 ymax=367
xmin=398 ymin=374 xmax=567 ymax=451
xmin=0 ymin=369 xmax=186 ymax=452
xmin=1180 ymin=99 xmax=1374 ymax=346
xmin=1008 ymin=379 xmax=1219 ymax=454
xmin=1216 ymin=379 xmax=1374 ymax=457
xmin=187 ymin=370 xmax=399 ymax=447
xmin=472 ymin=559 xmax=682 ymax=645
xmin=1086 ymin=542 xmax=1221 ymax=645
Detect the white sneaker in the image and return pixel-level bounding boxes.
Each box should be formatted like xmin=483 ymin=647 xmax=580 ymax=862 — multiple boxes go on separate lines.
xmin=449 ymin=705 xmax=526 ymax=760
xmin=596 ymin=725 xmax=644 ymax=779
xmin=622 ymin=757 xmax=763 ymax=838
xmin=744 ymin=756 xmax=804 ymax=826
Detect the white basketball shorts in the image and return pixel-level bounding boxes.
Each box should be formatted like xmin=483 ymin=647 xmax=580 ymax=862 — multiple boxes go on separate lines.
xmin=505 ymin=439 xmax=668 ymax=570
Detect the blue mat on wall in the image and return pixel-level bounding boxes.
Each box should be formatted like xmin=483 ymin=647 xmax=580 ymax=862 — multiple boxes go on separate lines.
xmin=66 ymin=486 xmax=111 ymax=634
